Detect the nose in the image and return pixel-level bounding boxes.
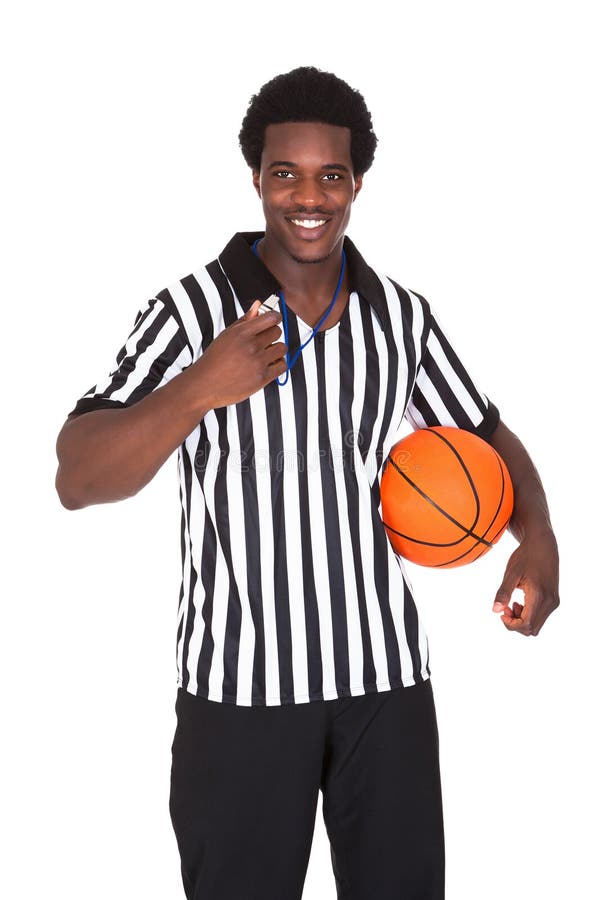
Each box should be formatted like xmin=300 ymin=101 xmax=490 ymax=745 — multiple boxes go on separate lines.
xmin=290 ymin=175 xmax=328 ymax=208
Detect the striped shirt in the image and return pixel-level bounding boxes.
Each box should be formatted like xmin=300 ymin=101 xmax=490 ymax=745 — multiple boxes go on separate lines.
xmin=68 ymin=231 xmax=500 ymax=706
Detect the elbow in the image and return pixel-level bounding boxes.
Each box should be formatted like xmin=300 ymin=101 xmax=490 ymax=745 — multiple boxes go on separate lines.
xmin=55 ymin=466 xmax=86 ymax=510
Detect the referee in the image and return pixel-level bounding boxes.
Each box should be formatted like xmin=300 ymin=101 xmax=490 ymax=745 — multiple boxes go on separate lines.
xmin=55 ymin=67 xmax=559 ymax=900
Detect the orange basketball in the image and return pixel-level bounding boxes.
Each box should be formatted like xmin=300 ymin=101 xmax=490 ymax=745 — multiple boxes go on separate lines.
xmin=380 ymin=426 xmax=514 ymax=568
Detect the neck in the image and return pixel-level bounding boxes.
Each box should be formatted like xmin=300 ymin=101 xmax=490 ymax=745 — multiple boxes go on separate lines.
xmin=256 ymin=233 xmax=346 ymax=302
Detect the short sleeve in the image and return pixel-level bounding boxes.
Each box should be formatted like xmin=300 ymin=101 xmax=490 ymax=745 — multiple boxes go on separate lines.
xmin=404 ymin=295 xmax=500 ymax=440
xmin=67 ymin=295 xmax=194 ymax=418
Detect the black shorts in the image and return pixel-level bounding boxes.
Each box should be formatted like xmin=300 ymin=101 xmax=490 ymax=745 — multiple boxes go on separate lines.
xmin=169 ymin=679 xmax=444 ymax=899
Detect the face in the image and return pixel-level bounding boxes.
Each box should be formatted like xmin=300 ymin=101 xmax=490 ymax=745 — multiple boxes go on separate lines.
xmin=253 ymin=121 xmax=363 ymax=264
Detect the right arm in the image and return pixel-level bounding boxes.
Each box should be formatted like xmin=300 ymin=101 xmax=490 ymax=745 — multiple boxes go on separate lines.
xmin=55 ymin=303 xmax=286 ymax=510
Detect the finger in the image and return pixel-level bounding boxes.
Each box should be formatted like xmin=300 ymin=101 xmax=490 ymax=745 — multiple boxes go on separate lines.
xmin=261 ymin=356 xmax=289 ymax=386
xmin=253 ymin=322 xmax=283 ymax=351
xmin=241 ymin=308 xmax=283 ymax=334
xmin=263 ymin=341 xmax=288 ymax=365
xmin=501 ymin=604 xmax=536 ymax=635
xmin=493 ymin=572 xmax=519 ymax=612
xmin=502 ymin=600 xmax=524 ymax=619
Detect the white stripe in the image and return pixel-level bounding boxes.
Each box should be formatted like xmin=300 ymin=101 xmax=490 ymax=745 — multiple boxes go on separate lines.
xmin=166 ymin=277 xmax=207 ymax=358
xmin=224 ymin=401 xmax=257 ymax=706
xmin=247 ymin=389 xmax=281 ymax=704
xmin=95 ymin=316 xmax=187 ymax=403
xmin=192 ymin=267 xmax=228 ymax=337
xmin=84 ymin=301 xmax=167 ymax=398
xmin=407 ymin=289 xmax=426 ymax=370
xmin=396 ymin=552 xmax=427 ymax=683
xmin=348 ymin=299 xmax=390 ymax=688
xmin=427 ymin=329 xmax=486 ymax=426
xmin=175 ymin=448 xmax=190 ymax=681
xmin=186 ymin=268 xmax=229 ymax=701
xmin=276 ymin=362 xmax=310 ymax=703
xmin=404 ymin=404 xmax=428 ymax=431
xmin=414 ymin=365 xmax=458 ymax=426
xmin=299 ymin=318 xmax=337 ymax=700
xmin=183 ymin=424 xmax=210 ymax=691
xmin=364 ymin=306 xmax=390 ymax=484
xmin=370 ymin=278 xmax=421 ymax=685
xmin=402 ymin=289 xmax=427 ymax=428
xmin=196 ymin=413 xmax=231 ymax=701
xmin=378 ymin=276 xmax=413 ymax=462
xmin=215 ymin=287 xmax=259 ymax=706
xmin=325 ymin=319 xmax=364 ymax=694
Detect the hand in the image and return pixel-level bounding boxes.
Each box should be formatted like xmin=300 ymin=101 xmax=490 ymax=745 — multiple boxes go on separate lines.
xmin=195 ymin=302 xmax=287 ymax=408
xmin=492 ymin=530 xmax=560 ymax=635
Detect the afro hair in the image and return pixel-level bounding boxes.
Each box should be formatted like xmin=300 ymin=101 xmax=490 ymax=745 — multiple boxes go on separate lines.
xmin=238 ymin=67 xmax=378 ymax=177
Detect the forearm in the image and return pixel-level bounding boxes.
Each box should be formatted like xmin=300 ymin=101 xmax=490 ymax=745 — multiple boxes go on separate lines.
xmin=487 ymin=419 xmax=555 ymax=544
xmin=55 ymin=358 xmax=212 ymax=509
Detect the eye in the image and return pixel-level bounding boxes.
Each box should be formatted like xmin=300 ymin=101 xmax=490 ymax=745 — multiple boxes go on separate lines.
xmin=323 ymin=173 xmax=342 ymax=181
xmin=273 ymin=170 xmax=295 ymax=179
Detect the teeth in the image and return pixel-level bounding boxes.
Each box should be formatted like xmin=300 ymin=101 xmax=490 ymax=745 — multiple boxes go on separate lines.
xmin=290 ymin=219 xmax=327 ymax=229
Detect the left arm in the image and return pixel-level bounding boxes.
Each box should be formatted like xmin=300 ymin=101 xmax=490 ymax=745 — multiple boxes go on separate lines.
xmin=486 ymin=419 xmax=560 ymax=635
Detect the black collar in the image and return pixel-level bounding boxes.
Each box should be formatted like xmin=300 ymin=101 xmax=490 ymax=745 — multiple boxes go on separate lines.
xmin=217 ymin=231 xmax=389 ymax=331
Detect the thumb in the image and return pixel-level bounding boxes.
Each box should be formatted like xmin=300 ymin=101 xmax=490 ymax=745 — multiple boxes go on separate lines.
xmin=493 ymin=573 xmax=517 ymax=612
xmin=245 ymin=300 xmax=262 ymax=319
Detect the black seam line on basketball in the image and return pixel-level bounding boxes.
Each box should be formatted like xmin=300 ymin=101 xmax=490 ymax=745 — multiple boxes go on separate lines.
xmin=435 ymin=456 xmax=511 ymax=567
xmin=467 ymin=514 xmax=512 ymax=565
xmin=435 ymin=508 xmax=512 ymax=568
xmin=386 ymin=455 xmax=494 ymax=549
xmin=432 ymin=454 xmax=509 ymax=566
xmin=480 ymin=449 xmax=507 ymax=542
xmin=426 ymin=428 xmax=482 ymax=534
xmin=381 ymin=518 xmax=484 ymax=549
xmin=433 ymin=520 xmax=508 ymax=567
xmin=454 ymin=450 xmax=511 ymax=566
xmin=468 ymin=449 xmax=506 ymax=546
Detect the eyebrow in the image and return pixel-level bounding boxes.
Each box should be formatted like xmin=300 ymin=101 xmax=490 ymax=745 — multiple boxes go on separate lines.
xmin=267 ymin=160 xmax=350 ymax=173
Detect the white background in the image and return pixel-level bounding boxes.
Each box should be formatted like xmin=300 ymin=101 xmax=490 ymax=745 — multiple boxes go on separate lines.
xmin=2 ymin=1 xmax=609 ymax=897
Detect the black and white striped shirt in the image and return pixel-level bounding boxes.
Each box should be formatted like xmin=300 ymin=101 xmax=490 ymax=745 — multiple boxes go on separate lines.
xmin=69 ymin=231 xmax=499 ymax=706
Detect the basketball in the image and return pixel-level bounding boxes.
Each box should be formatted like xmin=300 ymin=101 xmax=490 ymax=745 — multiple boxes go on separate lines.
xmin=380 ymin=426 xmax=514 ymax=568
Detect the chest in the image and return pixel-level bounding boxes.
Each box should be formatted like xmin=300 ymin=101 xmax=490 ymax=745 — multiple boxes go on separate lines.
xmin=199 ymin=292 xmax=418 ymax=484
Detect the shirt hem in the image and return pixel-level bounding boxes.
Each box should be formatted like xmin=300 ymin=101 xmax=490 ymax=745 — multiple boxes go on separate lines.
xmin=176 ymin=673 xmax=431 ymax=706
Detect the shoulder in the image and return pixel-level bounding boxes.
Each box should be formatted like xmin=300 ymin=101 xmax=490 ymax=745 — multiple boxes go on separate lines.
xmin=151 ymin=253 xmax=233 ymax=356
xmin=367 ymin=261 xmax=433 ymax=334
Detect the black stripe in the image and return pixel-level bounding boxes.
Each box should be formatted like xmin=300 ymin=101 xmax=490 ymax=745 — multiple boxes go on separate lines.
xmin=429 ymin=315 xmax=488 ymax=417
xmin=128 ymin=297 xmax=158 ymax=339
xmin=315 ymin=332 xmax=350 ymax=695
xmin=204 ymin=261 xmax=244 ymax=704
xmin=179 ymin=273 xmax=216 ymax=352
xmin=357 ymin=297 xmax=381 ymax=467
xmin=193 ymin=417 xmax=218 ymax=696
xmin=391 ymin=279 xmax=419 ymax=426
xmin=263 ymin=368 xmax=293 ymax=703
xmin=126 ymin=329 xmax=188 ymax=405
xmin=338 ymin=309 xmax=377 ymax=691
xmin=288 ymin=314 xmax=323 ymax=701
xmin=235 ymin=395 xmax=267 ymax=702
xmin=98 ymin=303 xmax=174 ymax=400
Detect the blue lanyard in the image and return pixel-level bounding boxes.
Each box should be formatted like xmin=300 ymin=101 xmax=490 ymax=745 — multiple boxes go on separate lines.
xmin=253 ymin=238 xmax=347 ymax=386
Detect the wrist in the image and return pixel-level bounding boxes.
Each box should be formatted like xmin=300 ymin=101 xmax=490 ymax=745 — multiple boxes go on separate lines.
xmin=516 ymin=522 xmax=557 ymax=548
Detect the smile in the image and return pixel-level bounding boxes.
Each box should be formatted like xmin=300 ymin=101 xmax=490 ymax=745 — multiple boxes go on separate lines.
xmin=288 ymin=218 xmax=329 ymax=229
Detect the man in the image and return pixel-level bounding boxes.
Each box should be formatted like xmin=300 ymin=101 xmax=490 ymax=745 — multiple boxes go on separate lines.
xmin=55 ymin=67 xmax=559 ymax=900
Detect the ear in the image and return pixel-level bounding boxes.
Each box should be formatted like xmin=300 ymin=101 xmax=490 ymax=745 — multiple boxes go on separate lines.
xmin=252 ymin=169 xmax=262 ymax=198
xmin=353 ymin=174 xmax=363 ymax=201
